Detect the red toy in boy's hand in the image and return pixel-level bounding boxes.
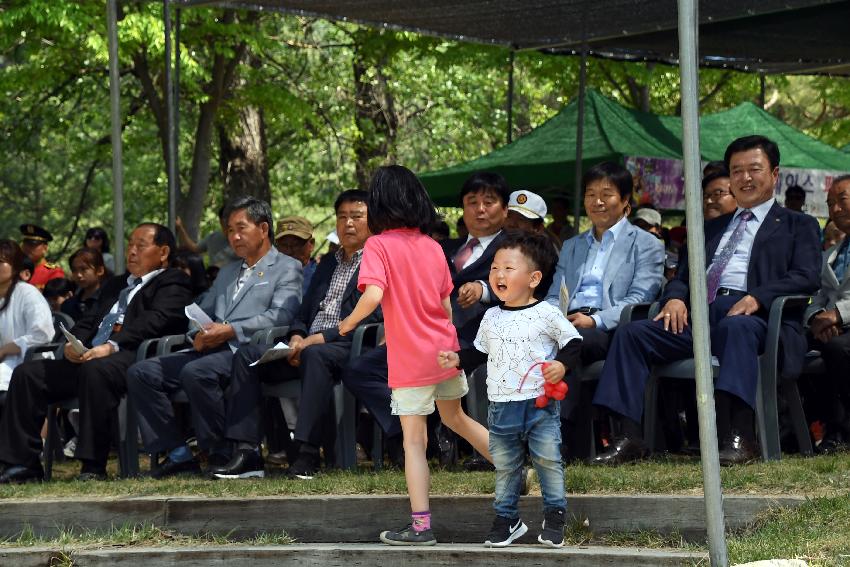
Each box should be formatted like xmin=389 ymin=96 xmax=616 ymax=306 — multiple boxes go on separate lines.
xmin=534 ymin=362 xmax=568 ymax=407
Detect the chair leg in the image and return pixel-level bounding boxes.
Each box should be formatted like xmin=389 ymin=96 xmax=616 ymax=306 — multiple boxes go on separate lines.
xmin=44 ymin=405 xmax=59 ymax=482
xmin=333 ymin=383 xmax=356 ymax=470
xmin=371 ymin=421 xmax=383 ymax=472
xmin=118 ymin=397 xmax=140 ymax=478
xmin=643 ymin=374 xmax=659 ymax=453
xmin=781 ymin=381 xmax=814 ymax=457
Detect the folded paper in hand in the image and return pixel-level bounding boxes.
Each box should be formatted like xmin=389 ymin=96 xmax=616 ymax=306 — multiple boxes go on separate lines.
xmin=59 ymin=322 xmax=89 ymax=355
xmin=250 ymin=342 xmax=291 ymax=366
xmin=558 ymin=276 xmax=570 ymax=317
xmin=184 ymin=303 xmax=214 ymax=332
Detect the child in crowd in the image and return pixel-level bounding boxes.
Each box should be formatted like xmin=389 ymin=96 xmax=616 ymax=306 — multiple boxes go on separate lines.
xmin=438 ymin=231 xmax=582 ymax=548
xmin=339 ymin=165 xmax=491 ymax=546
xmin=61 ymin=248 xmax=107 ymax=322
xmin=42 ymin=278 xmax=75 ymax=313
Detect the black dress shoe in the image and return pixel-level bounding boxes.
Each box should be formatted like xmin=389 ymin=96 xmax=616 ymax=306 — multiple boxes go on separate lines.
xmin=815 ymin=430 xmax=847 ymax=455
xmin=77 ymin=471 xmax=108 ymax=482
xmin=589 ymin=437 xmax=649 ymax=466
xmin=462 ymin=455 xmax=495 ymax=472
xmin=210 ymin=449 xmax=265 ymax=479
xmin=286 ymin=450 xmax=320 ymax=479
xmin=718 ymin=434 xmax=760 ymax=466
xmin=149 ymin=457 xmax=202 ymax=479
xmin=266 ymin=450 xmax=289 ymax=466
xmin=0 ymin=465 xmax=44 ymax=484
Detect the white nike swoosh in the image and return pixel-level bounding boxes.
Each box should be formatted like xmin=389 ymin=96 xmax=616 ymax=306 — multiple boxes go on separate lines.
xmin=510 ymin=520 xmax=522 ymax=532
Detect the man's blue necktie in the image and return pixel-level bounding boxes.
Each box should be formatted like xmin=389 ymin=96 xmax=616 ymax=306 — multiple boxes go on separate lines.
xmin=91 ymin=277 xmax=143 ymax=347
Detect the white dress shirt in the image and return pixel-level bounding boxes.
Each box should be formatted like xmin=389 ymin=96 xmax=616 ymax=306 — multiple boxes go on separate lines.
xmin=710 ymin=198 xmax=775 ymax=291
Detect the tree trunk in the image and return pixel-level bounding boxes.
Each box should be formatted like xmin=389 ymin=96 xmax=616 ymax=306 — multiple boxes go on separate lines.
xmin=351 ymin=32 xmax=398 ymax=190
xmin=218 ymin=104 xmax=270 ymax=204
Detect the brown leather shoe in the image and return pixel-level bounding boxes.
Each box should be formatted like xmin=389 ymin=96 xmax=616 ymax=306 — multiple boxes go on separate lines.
xmin=589 ymin=437 xmax=649 ymax=466
xmin=718 ymin=434 xmax=760 ymax=466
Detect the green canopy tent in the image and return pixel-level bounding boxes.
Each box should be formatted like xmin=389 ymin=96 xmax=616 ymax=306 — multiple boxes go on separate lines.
xmin=420 ymin=90 xmax=682 ymax=206
xmin=421 ymin=91 xmax=850 ymax=206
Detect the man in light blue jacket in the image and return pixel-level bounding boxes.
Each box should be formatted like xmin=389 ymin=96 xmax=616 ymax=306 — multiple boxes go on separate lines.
xmin=545 ymin=162 xmax=664 ymax=456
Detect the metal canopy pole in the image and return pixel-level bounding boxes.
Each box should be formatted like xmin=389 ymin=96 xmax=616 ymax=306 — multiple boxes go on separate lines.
xmin=677 ymin=1 xmax=728 ymax=565
xmin=572 ymin=48 xmax=587 ymax=230
xmin=506 ymin=50 xmax=515 ymax=144
xmin=163 ymin=0 xmax=178 ymax=233
xmin=106 ymin=0 xmax=125 ymax=272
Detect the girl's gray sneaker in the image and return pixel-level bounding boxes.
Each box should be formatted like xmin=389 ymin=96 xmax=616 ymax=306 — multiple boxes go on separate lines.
xmin=538 ymin=508 xmax=566 ymax=548
xmin=379 ymin=524 xmax=437 ymax=546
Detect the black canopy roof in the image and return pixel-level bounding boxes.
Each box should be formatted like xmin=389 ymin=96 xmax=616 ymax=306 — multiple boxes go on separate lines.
xmin=177 ymin=0 xmax=850 ymax=75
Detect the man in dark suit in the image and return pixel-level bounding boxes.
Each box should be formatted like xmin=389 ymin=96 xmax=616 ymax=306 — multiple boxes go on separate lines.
xmin=442 ymin=172 xmax=510 ymax=347
xmin=591 ymin=135 xmax=822 ymax=466
xmin=126 ymin=197 xmax=302 ymax=479
xmin=210 ymin=190 xmax=383 ymax=480
xmin=0 ymin=224 xmax=192 ymax=483
xmin=804 ymin=174 xmax=850 ymax=452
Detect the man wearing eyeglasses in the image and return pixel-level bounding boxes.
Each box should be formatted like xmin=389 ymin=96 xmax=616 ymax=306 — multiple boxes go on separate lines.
xmin=702 ymin=163 xmax=737 ymax=221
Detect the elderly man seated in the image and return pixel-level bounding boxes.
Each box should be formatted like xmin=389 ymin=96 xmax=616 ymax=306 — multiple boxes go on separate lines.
xmin=127 ymin=197 xmax=302 ymax=479
xmin=0 ymin=224 xmax=193 ymax=483
xmin=804 ymin=174 xmax=850 ymax=453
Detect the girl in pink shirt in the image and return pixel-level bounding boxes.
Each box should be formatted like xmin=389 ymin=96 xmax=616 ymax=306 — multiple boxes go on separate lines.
xmin=339 ymin=165 xmax=491 ymax=546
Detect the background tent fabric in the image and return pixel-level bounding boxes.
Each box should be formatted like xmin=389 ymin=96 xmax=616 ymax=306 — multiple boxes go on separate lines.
xmin=420 ymin=90 xmax=683 ymax=206
xmin=421 ymin=91 xmax=850 ymax=206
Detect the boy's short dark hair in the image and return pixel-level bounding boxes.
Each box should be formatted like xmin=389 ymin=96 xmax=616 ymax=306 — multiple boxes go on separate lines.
xmin=496 ymin=230 xmax=557 ymax=279
xmin=459 ymin=171 xmax=511 ymax=207
xmin=724 ymin=135 xmax=780 ymax=170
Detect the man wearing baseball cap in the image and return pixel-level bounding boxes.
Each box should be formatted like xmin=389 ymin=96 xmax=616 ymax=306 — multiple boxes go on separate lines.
xmin=504 ymin=190 xmax=561 ymax=253
xmin=631 ymin=207 xmax=663 ymax=239
xmin=275 ymin=216 xmax=316 ymax=294
xmin=19 ymin=224 xmax=65 ymax=290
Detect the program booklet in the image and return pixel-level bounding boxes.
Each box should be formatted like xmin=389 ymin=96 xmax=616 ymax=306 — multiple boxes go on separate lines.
xmin=249 ymin=342 xmax=292 ymax=367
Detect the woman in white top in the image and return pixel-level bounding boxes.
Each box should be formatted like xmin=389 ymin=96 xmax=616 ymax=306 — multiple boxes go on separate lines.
xmin=0 ymin=239 xmax=53 ymax=392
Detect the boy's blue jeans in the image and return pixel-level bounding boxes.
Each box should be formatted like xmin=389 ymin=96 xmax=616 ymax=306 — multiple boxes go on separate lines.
xmin=488 ymin=398 xmax=566 ymax=519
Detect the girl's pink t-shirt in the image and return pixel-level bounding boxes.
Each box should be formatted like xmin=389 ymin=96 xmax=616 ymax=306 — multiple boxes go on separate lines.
xmin=358 ymin=228 xmax=460 ymax=388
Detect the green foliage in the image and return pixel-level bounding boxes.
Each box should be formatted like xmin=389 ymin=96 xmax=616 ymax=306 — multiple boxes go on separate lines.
xmin=0 ymin=2 xmax=847 ymax=253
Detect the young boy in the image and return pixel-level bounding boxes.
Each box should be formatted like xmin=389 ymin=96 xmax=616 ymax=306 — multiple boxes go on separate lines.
xmin=439 ymin=232 xmax=581 ymax=548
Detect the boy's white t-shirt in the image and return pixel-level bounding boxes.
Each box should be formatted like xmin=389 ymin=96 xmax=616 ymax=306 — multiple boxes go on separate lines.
xmin=474 ymin=300 xmax=581 ymax=402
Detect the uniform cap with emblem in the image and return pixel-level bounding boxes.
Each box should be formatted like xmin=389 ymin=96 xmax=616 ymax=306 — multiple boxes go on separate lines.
xmin=19 ymin=224 xmax=54 ymax=243
xmin=275 ymin=216 xmax=314 ymax=240
xmin=508 ymin=190 xmax=547 ymax=220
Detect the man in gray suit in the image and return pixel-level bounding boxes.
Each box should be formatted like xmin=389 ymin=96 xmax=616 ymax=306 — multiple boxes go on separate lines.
xmin=804 ymin=174 xmax=850 ymax=452
xmin=127 ymin=197 xmax=303 ymax=478
xmin=545 ymin=162 xmax=665 ymax=457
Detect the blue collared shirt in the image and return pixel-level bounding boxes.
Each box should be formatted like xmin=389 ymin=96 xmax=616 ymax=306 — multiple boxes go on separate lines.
xmin=569 ymin=215 xmax=630 ymax=328
xmin=710 ymin=198 xmax=775 ymax=291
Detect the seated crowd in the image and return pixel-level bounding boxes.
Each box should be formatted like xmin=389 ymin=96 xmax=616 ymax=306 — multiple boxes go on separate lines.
xmin=0 ymin=132 xmax=848 ymax=484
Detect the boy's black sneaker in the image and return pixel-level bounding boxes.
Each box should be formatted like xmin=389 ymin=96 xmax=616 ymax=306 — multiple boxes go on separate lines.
xmin=484 ymin=515 xmax=528 ymax=547
xmin=538 ymin=508 xmax=566 ymax=548
xmin=286 ymin=450 xmax=320 ymax=479
xmin=379 ymin=524 xmax=437 ymax=546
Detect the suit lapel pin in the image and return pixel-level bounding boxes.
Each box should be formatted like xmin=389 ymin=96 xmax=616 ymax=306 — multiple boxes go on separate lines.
xmin=258 ymin=271 xmax=264 ymax=277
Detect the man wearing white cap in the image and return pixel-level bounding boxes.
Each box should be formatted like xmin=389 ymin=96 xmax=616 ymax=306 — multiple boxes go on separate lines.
xmin=504 ymin=190 xmax=562 ymax=253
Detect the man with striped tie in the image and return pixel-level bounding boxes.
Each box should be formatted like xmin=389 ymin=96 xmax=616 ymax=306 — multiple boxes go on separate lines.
xmin=591 ymin=135 xmax=822 ymax=466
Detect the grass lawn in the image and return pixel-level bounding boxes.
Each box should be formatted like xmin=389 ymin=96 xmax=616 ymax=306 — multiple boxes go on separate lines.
xmin=0 ymin=453 xmax=848 ymax=565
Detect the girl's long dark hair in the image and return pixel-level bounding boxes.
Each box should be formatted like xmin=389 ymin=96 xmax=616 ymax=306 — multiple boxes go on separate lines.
xmin=366 ymin=165 xmax=437 ymax=235
xmin=0 ymin=239 xmax=25 ymax=313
